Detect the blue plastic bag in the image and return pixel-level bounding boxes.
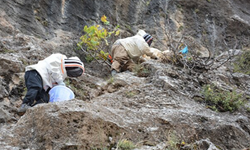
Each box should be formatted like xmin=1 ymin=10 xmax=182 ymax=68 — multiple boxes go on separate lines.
xmin=179 ymin=46 xmax=188 ymax=54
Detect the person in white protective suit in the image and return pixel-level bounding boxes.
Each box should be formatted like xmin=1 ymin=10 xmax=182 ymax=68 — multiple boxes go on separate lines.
xmin=18 ymin=53 xmax=85 ymax=113
xmin=110 ymin=29 xmax=158 ymax=76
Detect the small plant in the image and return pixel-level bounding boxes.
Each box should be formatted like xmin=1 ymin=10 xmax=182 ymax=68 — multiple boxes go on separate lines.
xmin=3 ymin=48 xmax=15 ymax=53
xmin=64 ymin=78 xmax=71 ymax=87
xmin=125 ymin=90 xmax=140 ymax=98
xmin=117 ymin=139 xmax=135 ymax=150
xmin=91 ymin=147 xmax=109 ymax=150
xmin=35 ymin=16 xmax=48 ymax=26
xmin=146 ymin=0 xmax=151 ymax=6
xmin=177 ymin=25 xmax=184 ymax=32
xmin=167 ymin=131 xmax=179 ymax=150
xmin=124 ymin=24 xmax=132 ymax=32
xmin=246 ymin=107 xmax=250 ymax=113
xmin=77 ymin=15 xmax=120 ymax=66
xmin=64 ymin=79 xmax=88 ymax=100
xmin=22 ymin=87 xmax=27 ymax=98
xmin=42 ymin=20 xmax=48 ymax=27
xmin=177 ymin=4 xmax=182 ymax=9
xmin=85 ymin=54 xmax=95 ymax=63
xmin=166 ymin=130 xmax=186 ymax=150
xmin=20 ymin=58 xmax=29 ymax=66
xmin=107 ymin=77 xmax=114 ymax=85
xmin=233 ymin=50 xmax=250 ymax=75
xmin=132 ymin=64 xmax=150 ymax=77
xmin=201 ymin=84 xmax=246 ymax=112
xmin=35 ymin=16 xmax=41 ymax=22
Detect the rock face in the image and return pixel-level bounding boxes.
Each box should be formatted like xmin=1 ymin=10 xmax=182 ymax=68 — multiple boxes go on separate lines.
xmin=1 ymin=0 xmax=249 ymax=50
xmin=0 ymin=0 xmax=250 ymax=149
xmin=1 ymin=68 xmax=250 ymax=149
xmin=8 ymin=101 xmax=127 ymax=149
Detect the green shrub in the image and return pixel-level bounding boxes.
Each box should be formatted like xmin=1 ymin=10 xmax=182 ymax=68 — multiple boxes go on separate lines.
xmin=201 ymin=84 xmax=246 ymax=112
xmin=233 ymin=50 xmax=250 ymax=75
xmin=117 ymin=139 xmax=135 ymax=150
xmin=77 ymin=15 xmax=120 ymax=64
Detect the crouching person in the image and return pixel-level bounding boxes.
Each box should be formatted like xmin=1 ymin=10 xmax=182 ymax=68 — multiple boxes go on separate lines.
xmin=110 ymin=29 xmax=158 ymax=76
xmin=18 ymin=53 xmax=85 ymax=113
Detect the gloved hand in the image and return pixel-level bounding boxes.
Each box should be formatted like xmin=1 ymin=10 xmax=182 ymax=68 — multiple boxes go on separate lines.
xmin=153 ymin=56 xmax=158 ymax=60
xmin=151 ymin=54 xmax=158 ymax=60
xmin=57 ymin=81 xmax=65 ymax=86
xmin=138 ymin=57 xmax=146 ymax=63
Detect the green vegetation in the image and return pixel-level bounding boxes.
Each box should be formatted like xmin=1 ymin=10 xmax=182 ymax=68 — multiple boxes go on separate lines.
xmin=64 ymin=78 xmax=72 ymax=87
xmin=201 ymin=84 xmax=246 ymax=112
xmin=2 ymin=48 xmax=15 ymax=53
xmin=177 ymin=25 xmax=184 ymax=32
xmin=91 ymin=147 xmax=109 ymax=150
xmin=117 ymin=139 xmax=135 ymax=150
xmin=166 ymin=131 xmax=180 ymax=150
xmin=146 ymin=0 xmax=151 ymax=6
xmin=177 ymin=4 xmax=182 ymax=9
xmin=233 ymin=50 xmax=250 ymax=75
xmin=246 ymin=107 xmax=250 ymax=113
xmin=64 ymin=79 xmax=88 ymax=100
xmin=77 ymin=15 xmax=120 ymax=64
xmin=166 ymin=130 xmax=186 ymax=150
xmin=85 ymin=54 xmax=94 ymax=63
xmin=107 ymin=76 xmax=115 ymax=84
xmin=124 ymin=24 xmax=132 ymax=32
xmin=35 ymin=16 xmax=48 ymax=27
xmin=125 ymin=90 xmax=140 ymax=98
xmin=20 ymin=58 xmax=29 ymax=66
xmin=132 ymin=64 xmax=150 ymax=77
xmin=22 ymin=87 xmax=27 ymax=97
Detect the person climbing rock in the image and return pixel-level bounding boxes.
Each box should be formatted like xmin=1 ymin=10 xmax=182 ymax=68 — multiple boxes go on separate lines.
xmin=110 ymin=29 xmax=158 ymax=76
xmin=18 ymin=53 xmax=85 ymax=113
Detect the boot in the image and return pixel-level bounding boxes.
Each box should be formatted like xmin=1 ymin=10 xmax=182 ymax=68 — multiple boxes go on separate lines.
xmin=18 ymin=103 xmax=31 ymax=113
xmin=111 ymin=70 xmax=118 ymax=76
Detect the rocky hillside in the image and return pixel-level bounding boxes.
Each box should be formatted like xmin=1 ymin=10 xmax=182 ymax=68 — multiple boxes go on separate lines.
xmin=0 ymin=0 xmax=250 ymax=149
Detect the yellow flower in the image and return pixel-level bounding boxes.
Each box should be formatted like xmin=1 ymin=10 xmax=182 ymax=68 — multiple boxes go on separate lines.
xmin=101 ymin=15 xmax=107 ymax=23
